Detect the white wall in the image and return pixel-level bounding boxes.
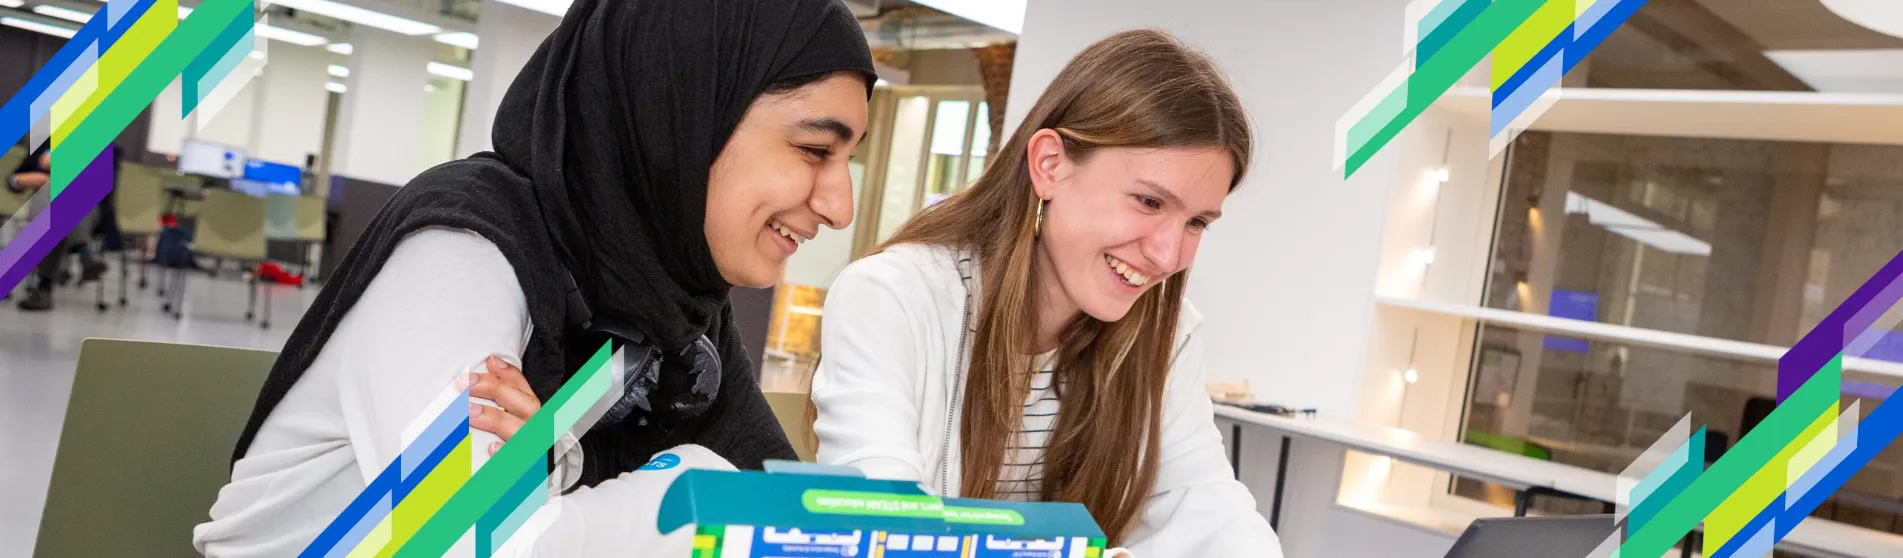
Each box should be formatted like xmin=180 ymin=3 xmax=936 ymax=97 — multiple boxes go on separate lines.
xmin=331 ymin=26 xmax=433 ymax=185
xmin=248 ymin=43 xmax=332 ymax=167
xmin=195 ymin=79 xmax=258 ymax=152
xmin=456 ymin=0 xmax=561 ymax=158
xmin=418 ymin=78 xmax=465 ymax=171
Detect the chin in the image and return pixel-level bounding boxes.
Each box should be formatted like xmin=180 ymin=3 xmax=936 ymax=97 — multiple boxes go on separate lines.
xmin=1078 ymin=297 xmax=1138 ymax=323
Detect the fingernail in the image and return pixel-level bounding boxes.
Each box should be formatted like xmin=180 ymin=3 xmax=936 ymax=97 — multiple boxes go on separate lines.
xmin=453 ymin=373 xmax=469 ymax=389
xmin=469 ymin=403 xmax=482 ymax=418
xmin=489 ymin=441 xmax=501 ymax=455
xmin=487 ymin=356 xmax=503 ymax=370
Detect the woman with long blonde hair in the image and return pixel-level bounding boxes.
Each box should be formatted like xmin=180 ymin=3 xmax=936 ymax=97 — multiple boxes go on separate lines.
xmin=811 ymin=29 xmax=1279 ymax=554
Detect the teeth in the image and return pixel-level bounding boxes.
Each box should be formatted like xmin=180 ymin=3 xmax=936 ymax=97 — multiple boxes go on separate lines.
xmin=1105 ymin=255 xmax=1148 ymax=287
xmin=772 ymin=222 xmax=805 ymax=246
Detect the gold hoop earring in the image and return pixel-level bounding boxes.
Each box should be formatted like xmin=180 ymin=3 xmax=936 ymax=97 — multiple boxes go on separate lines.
xmin=1035 ymin=199 xmax=1046 ymax=236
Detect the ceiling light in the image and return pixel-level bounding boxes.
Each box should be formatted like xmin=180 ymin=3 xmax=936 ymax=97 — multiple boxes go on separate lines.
xmin=326 ymin=43 xmax=353 ymax=55
xmin=325 ymin=82 xmax=347 ymax=94
xmin=434 ymin=31 xmax=478 ymax=50
xmin=1403 ymin=367 xmax=1419 ymax=384
xmin=426 ymin=61 xmax=473 ymax=81
xmin=267 ymin=0 xmax=441 ymax=35
xmin=327 ymin=64 xmax=349 ymax=78
xmin=256 ymin=24 xmax=328 ymax=47
xmin=874 ymin=78 xmax=890 ymax=87
xmin=2 ymin=17 xmax=77 ymax=38
xmin=1565 ymin=192 xmax=1712 ymax=256
xmin=32 ymin=4 xmax=95 ymax=24
xmin=493 ymin=0 xmax=571 ymax=16
xmin=906 ymin=0 xmax=1027 ymax=35
xmin=177 ymin=5 xmax=191 ymax=18
xmin=1822 ymin=1 xmax=1903 ymax=41
xmin=0 ymin=0 xmax=23 ymax=8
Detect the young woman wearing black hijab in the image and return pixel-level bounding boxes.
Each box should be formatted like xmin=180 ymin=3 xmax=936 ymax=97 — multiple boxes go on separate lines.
xmin=195 ymin=0 xmax=875 ymax=554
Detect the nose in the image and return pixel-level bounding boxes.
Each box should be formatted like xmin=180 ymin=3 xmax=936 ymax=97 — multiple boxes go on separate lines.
xmin=811 ymin=159 xmax=855 ymax=230
xmin=1140 ymin=221 xmax=1185 ymax=274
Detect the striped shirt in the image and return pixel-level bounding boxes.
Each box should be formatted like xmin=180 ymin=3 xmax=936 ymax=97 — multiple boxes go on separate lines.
xmin=996 ymin=353 xmax=1059 ymax=501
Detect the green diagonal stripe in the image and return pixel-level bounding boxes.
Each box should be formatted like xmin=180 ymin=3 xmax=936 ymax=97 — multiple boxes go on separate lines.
xmin=392 ymin=342 xmax=618 ymax=556
xmin=1345 ymin=0 xmax=1546 ymax=177
xmin=1705 ymin=405 xmax=1836 ymax=550
xmin=1619 ymin=354 xmax=1843 ymax=556
xmin=51 ymin=0 xmax=249 ymax=191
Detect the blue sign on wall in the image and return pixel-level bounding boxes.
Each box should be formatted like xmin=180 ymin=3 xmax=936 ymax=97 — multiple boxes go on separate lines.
xmin=1545 ymin=289 xmax=1598 ymax=353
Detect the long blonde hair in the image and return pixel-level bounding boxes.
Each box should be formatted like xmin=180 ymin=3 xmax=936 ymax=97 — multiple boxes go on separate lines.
xmin=880 ymin=29 xmax=1251 ymax=542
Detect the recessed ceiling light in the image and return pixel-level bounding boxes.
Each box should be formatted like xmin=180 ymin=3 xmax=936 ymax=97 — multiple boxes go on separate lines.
xmin=327 ymin=64 xmax=349 ymax=78
xmin=426 ymin=61 xmax=473 ymax=81
xmin=256 ymin=24 xmax=329 ymax=47
xmin=268 ymin=0 xmax=441 ymax=35
xmin=0 ymin=0 xmax=26 ymax=8
xmin=326 ymin=43 xmax=354 ymax=55
xmin=325 ymin=82 xmax=347 ymax=94
xmin=32 ymin=4 xmax=95 ymax=24
xmin=493 ymin=0 xmax=571 ymax=16
xmin=434 ymin=31 xmax=478 ymax=50
xmin=1 ymin=17 xmax=76 ymax=38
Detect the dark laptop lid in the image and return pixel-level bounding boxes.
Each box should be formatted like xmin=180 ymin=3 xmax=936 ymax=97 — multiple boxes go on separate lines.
xmin=1445 ymin=515 xmax=1619 ymax=558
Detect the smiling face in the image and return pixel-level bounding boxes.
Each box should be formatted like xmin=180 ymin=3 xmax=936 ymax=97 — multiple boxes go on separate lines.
xmin=704 ymin=73 xmax=869 ymax=288
xmin=1027 ymin=129 xmax=1233 ymax=323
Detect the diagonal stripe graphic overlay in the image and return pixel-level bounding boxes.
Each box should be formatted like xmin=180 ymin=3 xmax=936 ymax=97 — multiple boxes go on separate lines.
xmin=1618 ymin=356 xmax=1840 ymax=556
xmin=1339 ymin=0 xmax=1651 ymax=178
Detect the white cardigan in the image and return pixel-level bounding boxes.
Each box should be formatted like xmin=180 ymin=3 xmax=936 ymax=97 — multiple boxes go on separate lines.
xmin=811 ymin=243 xmax=1283 ymax=556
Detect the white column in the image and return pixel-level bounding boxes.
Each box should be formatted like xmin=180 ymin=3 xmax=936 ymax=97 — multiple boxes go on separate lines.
xmin=330 ymin=26 xmax=433 ymax=186
xmin=455 ymin=0 xmax=560 ymax=158
xmin=247 ymin=43 xmax=332 ymax=168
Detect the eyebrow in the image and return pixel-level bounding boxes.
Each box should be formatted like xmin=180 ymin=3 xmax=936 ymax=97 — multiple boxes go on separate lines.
xmin=794 ymin=117 xmax=856 ymax=145
xmin=1139 ymin=179 xmax=1222 ymax=220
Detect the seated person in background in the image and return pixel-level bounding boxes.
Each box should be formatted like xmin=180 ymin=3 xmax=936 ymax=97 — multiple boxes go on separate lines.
xmin=810 ymin=30 xmax=1283 ymax=556
xmin=194 ymin=0 xmax=874 ymax=554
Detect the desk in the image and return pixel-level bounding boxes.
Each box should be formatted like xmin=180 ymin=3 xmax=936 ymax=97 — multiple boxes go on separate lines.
xmin=162 ymin=185 xmax=204 ymax=217
xmin=1216 ymin=404 xmax=1903 ymax=558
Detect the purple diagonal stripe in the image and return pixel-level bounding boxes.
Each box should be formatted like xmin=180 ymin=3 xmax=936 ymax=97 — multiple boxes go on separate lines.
xmin=1782 ymin=250 xmax=1903 ymax=401
xmin=0 ymin=146 xmax=113 ymax=294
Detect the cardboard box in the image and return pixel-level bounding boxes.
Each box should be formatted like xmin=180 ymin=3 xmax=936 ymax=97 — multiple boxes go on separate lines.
xmin=659 ymin=469 xmax=1108 ymax=557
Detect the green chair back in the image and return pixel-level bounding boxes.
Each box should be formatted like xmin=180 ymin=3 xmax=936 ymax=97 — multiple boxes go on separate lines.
xmin=192 ymin=189 xmax=267 ymax=260
xmin=114 ymin=164 xmax=165 ymax=236
xmin=295 ymin=195 xmax=326 ymax=242
xmin=264 ymin=195 xmax=300 ymax=240
xmin=1464 ymin=430 xmax=1554 ymax=461
xmin=0 ymin=146 xmax=29 ymax=217
xmin=33 ymin=339 xmax=276 ymax=558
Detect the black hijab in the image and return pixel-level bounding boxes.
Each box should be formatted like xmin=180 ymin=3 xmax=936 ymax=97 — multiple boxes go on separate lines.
xmin=494 ymin=0 xmax=875 ymax=350
xmin=232 ymin=0 xmax=875 ymax=481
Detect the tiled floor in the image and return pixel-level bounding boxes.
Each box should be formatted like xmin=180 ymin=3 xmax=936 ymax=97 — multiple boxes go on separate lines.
xmin=0 ymin=266 xmax=317 ymax=557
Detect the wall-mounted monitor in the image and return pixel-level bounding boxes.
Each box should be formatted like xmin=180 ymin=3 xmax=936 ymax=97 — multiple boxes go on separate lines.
xmin=179 ymin=139 xmax=245 ymax=178
xmin=243 ymin=159 xmax=302 ymax=196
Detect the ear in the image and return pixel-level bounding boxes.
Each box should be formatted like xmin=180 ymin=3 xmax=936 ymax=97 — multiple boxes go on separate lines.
xmin=1025 ymin=128 xmax=1069 ymax=201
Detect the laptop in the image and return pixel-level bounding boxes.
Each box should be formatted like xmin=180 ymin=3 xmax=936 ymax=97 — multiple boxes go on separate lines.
xmin=1444 ymin=515 xmax=1619 ymax=558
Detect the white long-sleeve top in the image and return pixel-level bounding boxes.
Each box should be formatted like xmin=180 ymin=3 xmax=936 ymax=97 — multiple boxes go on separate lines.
xmin=810 ymin=243 xmax=1284 ymax=556
xmin=193 ymin=227 xmax=726 ymax=557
